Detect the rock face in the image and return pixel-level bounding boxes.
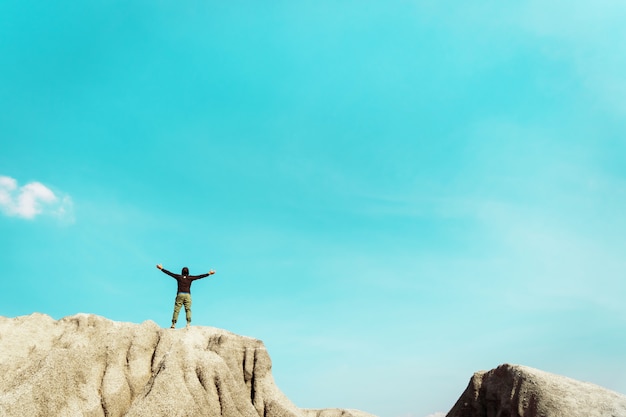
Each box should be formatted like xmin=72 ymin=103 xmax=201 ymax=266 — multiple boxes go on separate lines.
xmin=446 ymin=363 xmax=626 ymax=417
xmin=0 ymin=313 xmax=376 ymax=417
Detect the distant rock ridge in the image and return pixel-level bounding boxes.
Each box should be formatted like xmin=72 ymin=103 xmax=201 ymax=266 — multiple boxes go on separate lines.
xmin=0 ymin=313 xmax=376 ymax=417
xmin=446 ymin=363 xmax=626 ymax=417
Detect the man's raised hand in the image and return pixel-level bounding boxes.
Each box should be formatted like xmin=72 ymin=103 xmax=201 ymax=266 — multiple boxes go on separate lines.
xmin=209 ymin=270 xmax=215 ymax=275
xmin=156 ymin=264 xmax=163 ymax=270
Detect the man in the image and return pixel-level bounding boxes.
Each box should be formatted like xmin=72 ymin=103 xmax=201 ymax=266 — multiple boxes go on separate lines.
xmin=156 ymin=264 xmax=216 ymax=329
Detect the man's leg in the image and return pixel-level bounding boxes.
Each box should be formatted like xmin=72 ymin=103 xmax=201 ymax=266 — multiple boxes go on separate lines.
xmin=172 ymin=294 xmax=184 ymax=328
xmin=183 ymin=294 xmax=192 ymax=328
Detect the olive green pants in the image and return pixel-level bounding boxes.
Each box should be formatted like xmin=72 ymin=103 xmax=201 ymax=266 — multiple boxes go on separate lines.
xmin=172 ymin=293 xmax=192 ymax=324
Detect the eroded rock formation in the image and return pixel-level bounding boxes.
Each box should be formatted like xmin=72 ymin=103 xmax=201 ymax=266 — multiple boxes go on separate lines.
xmin=0 ymin=313 xmax=375 ymax=417
xmin=446 ymin=363 xmax=626 ymax=417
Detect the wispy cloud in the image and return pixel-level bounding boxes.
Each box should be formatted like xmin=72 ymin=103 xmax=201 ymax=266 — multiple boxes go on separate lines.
xmin=519 ymin=0 xmax=626 ymax=115
xmin=0 ymin=175 xmax=74 ymax=222
xmin=414 ymin=0 xmax=626 ymax=115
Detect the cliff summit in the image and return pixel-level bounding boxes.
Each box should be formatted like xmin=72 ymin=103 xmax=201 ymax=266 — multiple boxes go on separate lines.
xmin=0 ymin=313 xmax=375 ymax=417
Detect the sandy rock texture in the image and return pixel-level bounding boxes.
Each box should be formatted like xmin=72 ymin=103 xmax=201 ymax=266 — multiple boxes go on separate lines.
xmin=0 ymin=313 xmax=376 ymax=417
xmin=446 ymin=363 xmax=626 ymax=417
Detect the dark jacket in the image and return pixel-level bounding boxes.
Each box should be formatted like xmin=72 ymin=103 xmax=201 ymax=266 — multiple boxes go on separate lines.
xmin=160 ymin=268 xmax=210 ymax=294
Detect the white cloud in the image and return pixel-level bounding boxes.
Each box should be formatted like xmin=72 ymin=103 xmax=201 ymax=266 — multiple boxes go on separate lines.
xmin=0 ymin=176 xmax=17 ymax=207
xmin=0 ymin=175 xmax=74 ymax=221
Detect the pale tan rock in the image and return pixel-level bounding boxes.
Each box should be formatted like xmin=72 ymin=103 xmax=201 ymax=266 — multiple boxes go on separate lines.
xmin=303 ymin=408 xmax=379 ymax=417
xmin=446 ymin=363 xmax=626 ymax=417
xmin=0 ymin=313 xmax=376 ymax=417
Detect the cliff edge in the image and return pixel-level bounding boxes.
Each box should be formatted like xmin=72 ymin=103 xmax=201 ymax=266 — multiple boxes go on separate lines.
xmin=0 ymin=313 xmax=376 ymax=417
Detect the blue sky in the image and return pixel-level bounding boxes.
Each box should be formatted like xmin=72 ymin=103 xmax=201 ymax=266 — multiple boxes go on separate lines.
xmin=2 ymin=1 xmax=626 ymax=416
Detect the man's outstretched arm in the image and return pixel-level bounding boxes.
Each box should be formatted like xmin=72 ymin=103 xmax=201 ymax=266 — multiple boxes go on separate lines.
xmin=191 ymin=270 xmax=216 ymax=280
xmin=156 ymin=264 xmax=179 ymax=278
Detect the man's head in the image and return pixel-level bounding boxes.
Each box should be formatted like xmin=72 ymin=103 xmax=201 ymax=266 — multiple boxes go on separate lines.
xmin=181 ymin=267 xmax=189 ymax=276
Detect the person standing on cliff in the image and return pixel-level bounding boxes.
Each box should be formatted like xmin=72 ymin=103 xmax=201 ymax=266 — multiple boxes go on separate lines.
xmin=156 ymin=264 xmax=216 ymax=329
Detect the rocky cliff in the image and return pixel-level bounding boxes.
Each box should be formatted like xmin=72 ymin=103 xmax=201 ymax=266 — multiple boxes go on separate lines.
xmin=446 ymin=363 xmax=626 ymax=417
xmin=0 ymin=313 xmax=376 ymax=417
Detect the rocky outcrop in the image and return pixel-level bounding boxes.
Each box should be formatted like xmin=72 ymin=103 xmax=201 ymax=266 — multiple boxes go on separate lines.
xmin=446 ymin=363 xmax=626 ymax=417
xmin=0 ymin=313 xmax=376 ymax=417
